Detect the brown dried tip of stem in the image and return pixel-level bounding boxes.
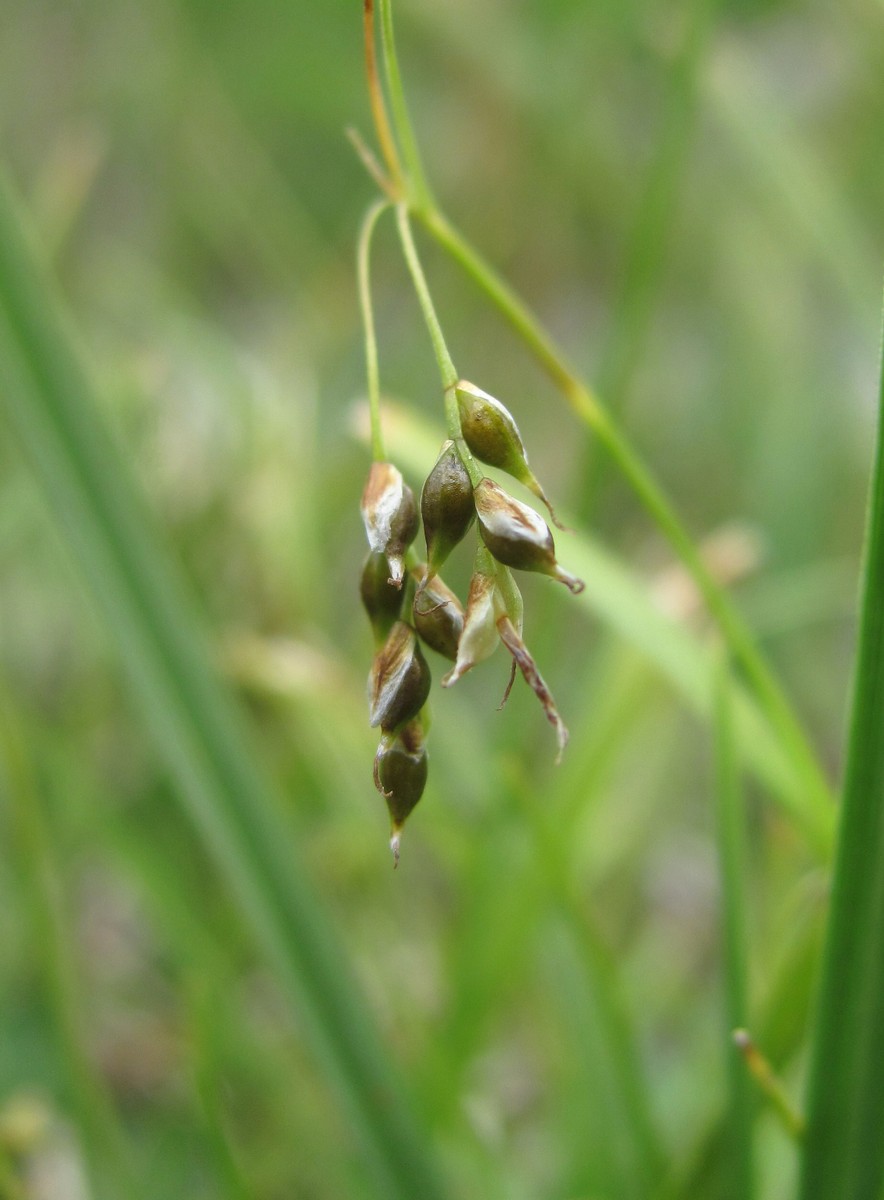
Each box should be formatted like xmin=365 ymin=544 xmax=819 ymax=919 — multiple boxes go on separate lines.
xmin=498 ymin=659 xmax=518 ymax=710
xmin=529 ymin=480 xmax=568 ymax=532
xmin=497 ymin=617 xmax=569 ymax=763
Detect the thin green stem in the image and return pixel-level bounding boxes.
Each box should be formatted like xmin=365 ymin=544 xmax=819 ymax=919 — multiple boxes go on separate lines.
xmin=419 ymin=206 xmax=834 ymax=833
xmin=378 ymin=0 xmax=433 ymax=211
xmin=394 ymin=205 xmax=482 ymax=481
xmin=357 ymin=199 xmax=391 ymax=461
xmin=395 ymin=203 xmax=457 ymax=388
xmin=712 ymin=650 xmax=754 ymax=1200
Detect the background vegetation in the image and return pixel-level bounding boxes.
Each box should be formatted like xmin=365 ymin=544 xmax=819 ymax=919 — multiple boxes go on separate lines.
xmin=1 ymin=0 xmax=883 ymax=1197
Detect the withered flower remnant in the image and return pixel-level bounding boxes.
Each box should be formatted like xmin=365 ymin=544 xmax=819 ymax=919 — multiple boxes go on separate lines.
xmin=360 ymin=461 xmax=418 ymax=587
xmin=497 ymin=616 xmax=569 ymax=762
xmin=420 ymin=440 xmax=475 ymax=582
xmin=474 ymin=478 xmax=584 ymax=594
xmin=456 ymin=380 xmax=563 ymax=528
xmin=442 ymin=553 xmax=569 ymax=759
xmin=412 ymin=567 xmax=464 ymax=661
xmin=368 ymin=620 xmax=431 ymax=731
xmin=441 ymin=562 xmax=505 ymax=687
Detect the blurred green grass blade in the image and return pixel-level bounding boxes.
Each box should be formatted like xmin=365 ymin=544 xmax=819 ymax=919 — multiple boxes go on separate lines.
xmin=379 ymin=405 xmax=834 ymax=854
xmin=0 ymin=174 xmax=448 ymax=1200
xmin=711 ymin=651 xmax=754 ymax=1200
xmin=706 ymin=46 xmax=878 ymax=335
xmin=0 ymin=688 xmax=147 ymax=1200
xmin=798 ymin=318 xmax=884 ymax=1199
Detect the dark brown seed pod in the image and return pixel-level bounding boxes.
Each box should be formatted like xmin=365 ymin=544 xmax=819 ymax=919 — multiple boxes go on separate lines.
xmin=456 ymin=380 xmax=563 ymax=528
xmin=420 ymin=441 xmax=475 ymax=582
xmin=360 ymin=552 xmax=405 ymax=645
xmin=412 ymin=567 xmax=465 ymax=661
xmin=374 ymin=719 xmax=428 ymax=866
xmin=474 ymin=478 xmax=584 ymax=593
xmin=367 ymin=621 xmax=431 ymax=731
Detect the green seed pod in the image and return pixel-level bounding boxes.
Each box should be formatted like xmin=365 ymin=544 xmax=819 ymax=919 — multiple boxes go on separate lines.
xmin=360 ymin=461 xmax=419 ymax=587
xmin=360 ymin=552 xmax=405 ymax=645
xmin=375 ymin=719 xmax=428 ymax=865
xmin=368 ymin=621 xmax=432 ymax=731
xmin=474 ymin=478 xmax=584 ymax=593
xmin=456 ymin=380 xmax=563 ymax=528
xmin=412 ymin=567 xmax=465 ymax=661
xmin=420 ymin=441 xmax=475 ymax=581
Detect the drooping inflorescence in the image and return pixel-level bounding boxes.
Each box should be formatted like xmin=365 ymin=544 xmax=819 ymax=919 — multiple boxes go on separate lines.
xmin=359 ymin=382 xmax=584 ymax=865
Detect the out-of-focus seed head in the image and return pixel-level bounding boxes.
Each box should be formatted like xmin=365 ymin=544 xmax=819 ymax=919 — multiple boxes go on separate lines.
xmin=368 ymin=621 xmax=431 ymax=731
xmin=360 ymin=552 xmax=405 ymax=645
xmin=360 ymin=462 xmax=419 ymax=587
xmin=474 ymin=478 xmax=584 ymax=593
xmin=441 ymin=562 xmax=505 ymax=686
xmin=374 ymin=719 xmax=428 ymax=866
xmin=420 ymin=441 xmax=475 ymax=581
xmin=412 ymin=566 xmax=465 ymax=661
xmin=456 ymin=380 xmax=563 ymax=528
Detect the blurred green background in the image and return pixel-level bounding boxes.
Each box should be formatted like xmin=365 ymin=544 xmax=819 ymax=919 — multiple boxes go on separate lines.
xmin=1 ymin=0 xmax=882 ymax=1197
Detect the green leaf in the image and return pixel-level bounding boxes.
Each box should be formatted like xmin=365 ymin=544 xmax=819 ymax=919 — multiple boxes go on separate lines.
xmin=798 ymin=316 xmax=884 ymax=1198
xmin=0 ymin=173 xmax=448 ymax=1200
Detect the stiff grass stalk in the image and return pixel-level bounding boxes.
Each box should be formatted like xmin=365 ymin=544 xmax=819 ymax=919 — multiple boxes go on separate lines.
xmin=0 ymin=173 xmax=448 ymax=1200
xmin=798 ymin=308 xmax=884 ymax=1199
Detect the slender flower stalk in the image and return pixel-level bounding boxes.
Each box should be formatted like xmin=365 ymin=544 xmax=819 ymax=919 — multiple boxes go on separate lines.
xmin=357 ymin=199 xmax=391 ymax=461
xmin=395 ymin=203 xmax=457 ymax=390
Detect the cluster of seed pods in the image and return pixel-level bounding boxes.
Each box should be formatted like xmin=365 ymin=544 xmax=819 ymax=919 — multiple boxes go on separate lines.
xmin=360 ymin=381 xmax=584 ymax=865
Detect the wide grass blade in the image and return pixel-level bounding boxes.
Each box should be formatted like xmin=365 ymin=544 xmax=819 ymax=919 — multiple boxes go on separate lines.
xmin=0 ymin=173 xmax=448 ymax=1200
xmin=798 ymin=315 xmax=884 ymax=1199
